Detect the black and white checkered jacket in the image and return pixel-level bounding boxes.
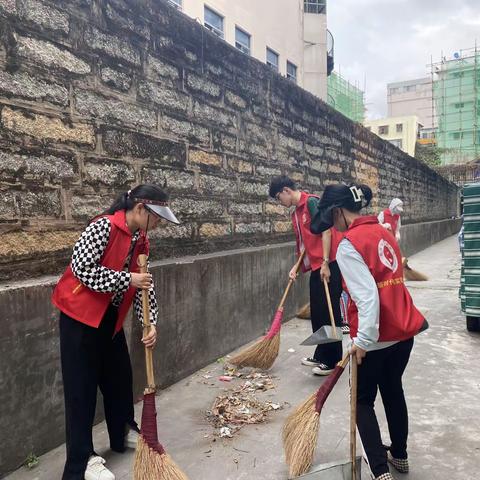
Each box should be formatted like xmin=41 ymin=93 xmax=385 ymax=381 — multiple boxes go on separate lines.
xmin=71 ymin=217 xmax=158 ymax=325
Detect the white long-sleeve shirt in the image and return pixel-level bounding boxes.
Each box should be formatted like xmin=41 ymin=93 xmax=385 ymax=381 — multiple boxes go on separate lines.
xmin=336 ymin=238 xmax=397 ymax=352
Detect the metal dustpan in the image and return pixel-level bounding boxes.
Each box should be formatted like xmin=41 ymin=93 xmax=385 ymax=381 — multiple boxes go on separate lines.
xmin=297 ymin=457 xmax=362 ymax=479
xmin=301 ymin=325 xmax=343 ymax=345
xmin=302 ymin=278 xmax=343 ymax=345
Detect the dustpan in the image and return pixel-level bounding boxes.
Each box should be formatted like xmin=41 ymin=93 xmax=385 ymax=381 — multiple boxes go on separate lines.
xmin=301 ymin=279 xmax=343 ymax=346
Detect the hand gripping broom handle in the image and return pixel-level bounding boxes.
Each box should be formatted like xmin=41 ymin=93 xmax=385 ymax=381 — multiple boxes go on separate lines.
xmin=138 ymin=254 xmax=156 ymax=393
xmin=277 ymin=251 xmax=306 ymax=311
xmin=323 ymin=278 xmax=340 ymax=340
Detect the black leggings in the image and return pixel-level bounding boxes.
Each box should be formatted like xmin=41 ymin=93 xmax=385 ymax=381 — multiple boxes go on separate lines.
xmin=309 ymin=261 xmax=343 ymax=367
xmin=60 ymin=305 xmax=136 ymax=480
xmin=357 ymin=338 xmax=414 ymax=477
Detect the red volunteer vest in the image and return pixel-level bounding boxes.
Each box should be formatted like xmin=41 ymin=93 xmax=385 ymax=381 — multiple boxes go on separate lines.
xmin=382 ymin=208 xmax=400 ymax=234
xmin=51 ymin=210 xmax=148 ymax=334
xmin=291 ymin=192 xmax=340 ymax=272
xmin=345 ymin=216 xmax=424 ymax=342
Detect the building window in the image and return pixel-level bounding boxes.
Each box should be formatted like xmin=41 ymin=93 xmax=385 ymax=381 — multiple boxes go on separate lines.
xmin=378 ymin=125 xmax=389 ymax=135
xmin=396 ymin=123 xmax=403 ymax=133
xmin=168 ymin=0 xmax=182 ymax=10
xmin=389 ymin=87 xmax=400 ymax=95
xmin=235 ymin=27 xmax=251 ymax=55
xmin=204 ymin=6 xmax=224 ymax=39
xmin=404 ymin=85 xmax=416 ymax=92
xmin=452 ymin=132 xmax=464 ymax=140
xmin=287 ymin=61 xmax=297 ymax=83
xmin=304 ymin=0 xmax=326 ymax=14
xmin=454 ymin=102 xmax=465 ymax=109
xmin=452 ymin=71 xmax=464 ymax=78
xmin=389 ymin=139 xmax=403 ymax=149
xmin=266 ymin=47 xmax=279 ymax=72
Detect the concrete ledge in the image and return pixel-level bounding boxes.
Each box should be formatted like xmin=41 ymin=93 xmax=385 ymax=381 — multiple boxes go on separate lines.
xmin=400 ymin=218 xmax=462 ymax=257
xmin=0 ymin=242 xmax=308 ymax=476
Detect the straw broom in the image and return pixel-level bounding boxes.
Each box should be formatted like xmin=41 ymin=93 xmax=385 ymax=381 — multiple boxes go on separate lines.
xmin=230 ymin=251 xmax=306 ymax=370
xmin=297 ymin=303 xmax=311 ymax=319
xmin=134 ymin=254 xmax=189 ymax=480
xmin=283 ymin=353 xmax=350 ymax=479
xmin=402 ymin=257 xmax=428 ymax=281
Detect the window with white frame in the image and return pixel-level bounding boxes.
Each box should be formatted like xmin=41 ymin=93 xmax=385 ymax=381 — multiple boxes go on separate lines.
xmin=378 ymin=125 xmax=389 ymax=135
xmin=396 ymin=123 xmax=403 ymax=133
xmin=204 ymin=6 xmax=224 ymax=39
xmin=304 ymin=0 xmax=326 ymax=14
xmin=235 ymin=27 xmax=251 ymax=55
xmin=168 ymin=0 xmax=182 ymax=10
xmin=287 ymin=61 xmax=297 ymax=83
xmin=266 ymin=48 xmax=279 ymax=72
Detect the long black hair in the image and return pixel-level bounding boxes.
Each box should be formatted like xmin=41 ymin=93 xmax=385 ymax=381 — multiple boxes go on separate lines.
xmin=92 ymin=184 xmax=169 ymax=222
xmin=319 ymin=182 xmax=373 ymax=212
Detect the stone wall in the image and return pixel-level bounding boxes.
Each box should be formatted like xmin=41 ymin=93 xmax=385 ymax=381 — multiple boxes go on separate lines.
xmin=0 ymin=0 xmax=458 ymax=281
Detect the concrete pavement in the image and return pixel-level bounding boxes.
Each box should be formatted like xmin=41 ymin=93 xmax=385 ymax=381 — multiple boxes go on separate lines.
xmin=5 ymin=235 xmax=480 ymax=480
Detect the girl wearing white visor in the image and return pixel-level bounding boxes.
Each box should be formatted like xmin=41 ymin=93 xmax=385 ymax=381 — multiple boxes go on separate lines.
xmin=52 ymin=184 xmax=179 ymax=480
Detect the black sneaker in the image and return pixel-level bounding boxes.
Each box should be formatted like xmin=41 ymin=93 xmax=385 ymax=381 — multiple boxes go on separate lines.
xmin=301 ymin=357 xmax=322 ymax=367
xmin=312 ymin=364 xmax=334 ymax=376
xmin=341 ymin=325 xmax=350 ymax=334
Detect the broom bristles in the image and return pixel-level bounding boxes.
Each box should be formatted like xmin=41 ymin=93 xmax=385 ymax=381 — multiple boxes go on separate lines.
xmin=282 ymin=392 xmax=320 ymax=479
xmin=297 ymin=303 xmax=311 ymax=319
xmin=402 ymin=258 xmax=428 ymax=281
xmin=134 ymin=434 xmax=189 ymax=480
xmin=229 ymin=333 xmax=280 ymax=369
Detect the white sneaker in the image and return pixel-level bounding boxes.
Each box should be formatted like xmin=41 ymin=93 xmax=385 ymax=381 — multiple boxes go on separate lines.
xmin=125 ymin=429 xmax=139 ymax=449
xmin=84 ymin=456 xmax=115 ymax=480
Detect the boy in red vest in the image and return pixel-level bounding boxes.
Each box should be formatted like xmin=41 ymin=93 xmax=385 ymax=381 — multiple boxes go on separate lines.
xmin=313 ymin=183 xmax=426 ymax=480
xmin=52 ymin=185 xmax=179 ymax=480
xmin=378 ymin=198 xmax=403 ymax=241
xmin=269 ymin=176 xmax=344 ymax=375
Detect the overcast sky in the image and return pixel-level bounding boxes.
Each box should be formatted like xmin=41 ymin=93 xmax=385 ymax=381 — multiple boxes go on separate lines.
xmin=328 ymin=0 xmax=480 ymax=119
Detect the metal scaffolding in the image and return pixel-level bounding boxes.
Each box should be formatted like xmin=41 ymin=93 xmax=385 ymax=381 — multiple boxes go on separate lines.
xmin=327 ymin=71 xmax=365 ymax=123
xmin=431 ymin=45 xmax=480 ymax=165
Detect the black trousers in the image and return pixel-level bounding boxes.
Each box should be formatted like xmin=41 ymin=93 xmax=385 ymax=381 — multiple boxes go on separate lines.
xmin=60 ymin=305 xmax=136 ymax=480
xmin=309 ymin=261 xmax=343 ymax=367
xmin=357 ymin=338 xmax=414 ymax=477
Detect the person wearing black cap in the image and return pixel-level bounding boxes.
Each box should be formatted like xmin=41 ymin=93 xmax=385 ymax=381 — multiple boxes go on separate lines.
xmin=311 ymin=183 xmax=426 ymax=480
xmin=52 ymin=184 xmax=180 ymax=480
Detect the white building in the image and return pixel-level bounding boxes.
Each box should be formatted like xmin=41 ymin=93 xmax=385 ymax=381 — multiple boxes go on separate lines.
xmin=168 ymin=0 xmax=332 ymax=101
xmin=387 ymin=77 xmax=434 ymax=129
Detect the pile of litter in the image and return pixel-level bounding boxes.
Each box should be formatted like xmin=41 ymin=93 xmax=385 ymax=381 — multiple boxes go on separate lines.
xmin=206 ymin=371 xmax=282 ymax=438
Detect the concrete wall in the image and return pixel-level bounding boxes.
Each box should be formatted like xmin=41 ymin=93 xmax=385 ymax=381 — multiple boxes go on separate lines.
xmin=0 ymin=242 xmax=309 ymax=477
xmin=399 ymin=218 xmax=462 ymax=257
xmin=0 ymin=0 xmax=458 ymax=282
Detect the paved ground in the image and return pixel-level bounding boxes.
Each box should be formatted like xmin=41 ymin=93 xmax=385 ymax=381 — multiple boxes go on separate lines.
xmin=6 ymin=235 xmax=480 ymax=480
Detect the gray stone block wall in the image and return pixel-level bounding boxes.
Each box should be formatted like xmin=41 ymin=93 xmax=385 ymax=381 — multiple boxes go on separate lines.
xmin=0 ymin=0 xmax=458 ymax=281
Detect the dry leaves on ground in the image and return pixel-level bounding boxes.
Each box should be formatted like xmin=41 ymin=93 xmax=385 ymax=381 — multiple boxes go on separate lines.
xmin=206 ymin=370 xmax=282 ymax=438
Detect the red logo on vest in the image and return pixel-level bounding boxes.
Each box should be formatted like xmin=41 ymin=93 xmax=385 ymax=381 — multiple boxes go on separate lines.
xmin=378 ymin=239 xmax=398 ymax=272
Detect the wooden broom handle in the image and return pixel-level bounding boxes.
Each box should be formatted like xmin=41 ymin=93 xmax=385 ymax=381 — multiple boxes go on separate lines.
xmin=278 ymin=251 xmax=306 ymax=310
xmin=323 ymin=278 xmax=340 ymax=339
xmin=350 ymin=354 xmax=358 ymax=480
xmin=138 ymin=254 xmax=156 ymax=392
